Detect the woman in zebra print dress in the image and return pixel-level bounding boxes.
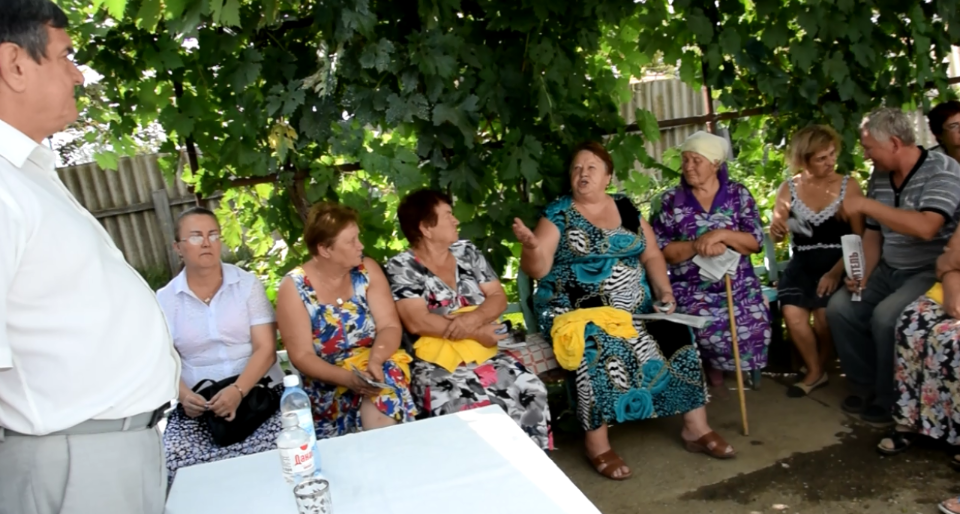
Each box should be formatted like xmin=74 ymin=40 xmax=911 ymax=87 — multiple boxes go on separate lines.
xmin=513 ymin=142 xmax=732 ymax=481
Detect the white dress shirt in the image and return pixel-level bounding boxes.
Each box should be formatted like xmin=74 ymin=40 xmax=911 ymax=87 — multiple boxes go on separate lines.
xmin=0 ymin=119 xmax=181 ymax=435
xmin=157 ymin=263 xmax=283 ymax=389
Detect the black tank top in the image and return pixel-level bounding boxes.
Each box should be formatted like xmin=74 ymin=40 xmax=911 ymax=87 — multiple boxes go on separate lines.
xmin=787 ymin=177 xmax=853 ymax=251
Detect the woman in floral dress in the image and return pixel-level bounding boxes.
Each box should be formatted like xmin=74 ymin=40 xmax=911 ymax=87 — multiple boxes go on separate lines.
xmin=878 ymin=228 xmax=960 ymax=478
xmin=651 ymin=131 xmax=771 ymax=386
xmin=276 ymin=202 xmax=418 ymax=438
xmin=513 ymin=142 xmax=732 ymax=481
xmin=386 ymin=189 xmax=551 ymax=451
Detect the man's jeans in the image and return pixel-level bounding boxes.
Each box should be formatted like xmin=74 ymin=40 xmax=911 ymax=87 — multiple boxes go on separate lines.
xmin=826 ymin=261 xmax=936 ymax=410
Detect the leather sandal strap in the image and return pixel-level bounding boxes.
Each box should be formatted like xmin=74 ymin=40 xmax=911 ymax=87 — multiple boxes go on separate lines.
xmin=696 ymin=431 xmax=732 ymax=453
xmin=590 ymin=450 xmax=624 ymax=468
xmin=589 ymin=449 xmax=630 ymax=478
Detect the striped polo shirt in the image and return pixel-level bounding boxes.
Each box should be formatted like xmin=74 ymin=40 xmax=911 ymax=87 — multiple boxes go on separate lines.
xmin=866 ymin=148 xmax=960 ymax=269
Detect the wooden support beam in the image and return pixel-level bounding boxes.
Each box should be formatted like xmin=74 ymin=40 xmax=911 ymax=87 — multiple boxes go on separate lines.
xmin=91 ymin=194 xmax=222 ymax=219
xmin=151 ymin=189 xmax=181 ymax=278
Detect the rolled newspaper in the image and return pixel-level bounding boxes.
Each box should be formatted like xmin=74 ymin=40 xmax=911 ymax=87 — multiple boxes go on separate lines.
xmin=841 ymin=234 xmax=865 ymax=301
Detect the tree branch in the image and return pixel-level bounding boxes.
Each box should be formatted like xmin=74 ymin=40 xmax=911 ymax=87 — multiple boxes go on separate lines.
xmin=173 ymin=78 xmax=202 ymax=205
xmin=226 ymin=162 xmax=361 ymax=188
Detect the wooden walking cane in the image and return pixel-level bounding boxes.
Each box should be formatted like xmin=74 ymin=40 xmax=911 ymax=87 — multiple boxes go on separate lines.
xmin=724 ymin=273 xmax=750 ymax=436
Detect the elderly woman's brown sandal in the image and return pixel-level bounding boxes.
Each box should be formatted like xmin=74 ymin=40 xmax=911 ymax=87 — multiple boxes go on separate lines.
xmin=587 ymin=450 xmax=632 ymax=480
xmin=684 ymin=431 xmax=736 ymax=459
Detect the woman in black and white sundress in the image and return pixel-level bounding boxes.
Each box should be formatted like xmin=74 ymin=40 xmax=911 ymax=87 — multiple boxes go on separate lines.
xmin=385 ymin=189 xmax=552 ymax=450
xmin=769 ymin=125 xmax=864 ymax=397
xmin=156 ymin=207 xmax=285 ymax=488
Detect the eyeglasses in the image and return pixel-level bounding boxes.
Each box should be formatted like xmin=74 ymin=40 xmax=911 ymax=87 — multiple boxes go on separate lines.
xmin=945 ymin=122 xmax=960 ymax=134
xmin=179 ymin=234 xmax=221 ymax=246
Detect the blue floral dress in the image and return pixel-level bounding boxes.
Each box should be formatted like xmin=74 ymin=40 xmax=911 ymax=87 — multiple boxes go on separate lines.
xmin=287 ymin=265 xmax=418 ymax=438
xmin=533 ymin=195 xmax=708 ymax=431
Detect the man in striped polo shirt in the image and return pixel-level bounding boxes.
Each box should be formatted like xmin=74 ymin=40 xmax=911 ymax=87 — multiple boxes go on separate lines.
xmin=828 ymin=107 xmax=960 ymax=424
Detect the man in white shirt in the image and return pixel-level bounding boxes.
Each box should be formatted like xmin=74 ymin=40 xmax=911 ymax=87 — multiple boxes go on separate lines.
xmin=0 ymin=2 xmax=181 ymax=513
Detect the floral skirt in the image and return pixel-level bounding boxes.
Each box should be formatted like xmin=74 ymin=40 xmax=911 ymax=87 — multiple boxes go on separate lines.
xmin=893 ymin=296 xmax=960 ymax=445
xmin=304 ymin=359 xmax=418 ymax=439
xmin=411 ymin=353 xmax=552 ymax=450
xmin=574 ymin=318 xmax=708 ymax=432
xmin=676 ymin=275 xmax=771 ymax=371
xmin=163 ymin=385 xmax=284 ymax=489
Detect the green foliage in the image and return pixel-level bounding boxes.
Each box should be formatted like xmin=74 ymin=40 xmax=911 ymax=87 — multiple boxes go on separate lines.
xmin=634 ymin=0 xmax=960 ymax=171
xmin=61 ymin=0 xmax=660 ymax=286
xmin=136 ymin=265 xmax=173 ymax=291
xmin=60 ymin=0 xmax=960 ymax=291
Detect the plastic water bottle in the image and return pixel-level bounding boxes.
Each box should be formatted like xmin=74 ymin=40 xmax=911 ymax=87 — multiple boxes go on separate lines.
xmin=277 ymin=412 xmax=316 ymax=485
xmin=281 ymin=374 xmax=319 ymax=467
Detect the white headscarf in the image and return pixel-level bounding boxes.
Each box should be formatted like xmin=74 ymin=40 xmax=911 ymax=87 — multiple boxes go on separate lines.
xmin=680 ymin=131 xmax=729 ymax=164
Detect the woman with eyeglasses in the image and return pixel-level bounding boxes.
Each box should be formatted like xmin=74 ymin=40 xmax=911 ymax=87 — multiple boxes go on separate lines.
xmin=156 ymin=207 xmax=285 ymax=488
xmin=929 ymin=100 xmax=960 ymax=163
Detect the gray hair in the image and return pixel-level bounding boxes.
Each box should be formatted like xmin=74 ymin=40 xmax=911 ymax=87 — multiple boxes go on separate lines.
xmin=0 ymin=0 xmax=69 ymax=63
xmin=861 ymin=107 xmax=917 ymax=146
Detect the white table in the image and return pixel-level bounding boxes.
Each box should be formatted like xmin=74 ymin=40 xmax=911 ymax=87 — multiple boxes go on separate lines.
xmin=165 ymin=406 xmax=599 ymax=514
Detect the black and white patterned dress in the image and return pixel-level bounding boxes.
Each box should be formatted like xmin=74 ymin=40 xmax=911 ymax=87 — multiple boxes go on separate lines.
xmin=385 ymin=241 xmax=552 ymax=450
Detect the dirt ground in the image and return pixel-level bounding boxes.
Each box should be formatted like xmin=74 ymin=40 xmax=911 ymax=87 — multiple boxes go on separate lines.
xmin=548 ymin=374 xmax=956 ymax=514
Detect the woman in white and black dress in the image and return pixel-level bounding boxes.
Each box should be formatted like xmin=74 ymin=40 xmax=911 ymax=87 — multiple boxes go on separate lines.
xmin=157 ymin=207 xmax=285 ymax=487
xmin=770 ymin=125 xmax=864 ymax=397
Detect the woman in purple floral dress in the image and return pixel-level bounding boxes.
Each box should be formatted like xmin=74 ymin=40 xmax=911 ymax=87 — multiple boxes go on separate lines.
xmin=651 ymin=132 xmax=771 ymax=386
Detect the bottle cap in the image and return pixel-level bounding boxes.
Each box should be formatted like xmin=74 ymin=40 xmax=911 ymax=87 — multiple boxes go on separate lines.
xmin=283 ymin=374 xmax=301 ymax=388
xmin=281 ymin=412 xmax=299 ymax=428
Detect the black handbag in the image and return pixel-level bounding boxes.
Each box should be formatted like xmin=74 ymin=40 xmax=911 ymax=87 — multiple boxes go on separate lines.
xmin=191 ymin=375 xmax=280 ymax=447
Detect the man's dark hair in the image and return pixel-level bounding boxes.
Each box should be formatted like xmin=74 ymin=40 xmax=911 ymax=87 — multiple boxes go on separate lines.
xmin=0 ymin=0 xmax=69 ymax=63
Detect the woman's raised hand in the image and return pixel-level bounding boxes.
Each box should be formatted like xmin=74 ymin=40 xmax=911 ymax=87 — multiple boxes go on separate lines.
xmin=512 ymin=218 xmax=539 ymax=250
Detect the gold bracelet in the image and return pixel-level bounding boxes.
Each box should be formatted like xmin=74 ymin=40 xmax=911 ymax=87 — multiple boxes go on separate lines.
xmin=232 ymin=383 xmax=245 ymax=398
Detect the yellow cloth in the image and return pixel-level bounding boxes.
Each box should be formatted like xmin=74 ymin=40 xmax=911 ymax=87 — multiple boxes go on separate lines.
xmin=927 ymin=282 xmax=944 ymax=304
xmin=550 ymin=307 xmax=639 ymax=371
xmin=413 ymin=305 xmax=497 ymax=373
xmin=336 ymin=347 xmax=413 ymax=395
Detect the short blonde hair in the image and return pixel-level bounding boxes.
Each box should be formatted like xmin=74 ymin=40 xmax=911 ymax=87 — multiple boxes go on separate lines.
xmin=304 ymin=202 xmax=358 ymax=256
xmin=788 ymin=125 xmax=842 ymax=172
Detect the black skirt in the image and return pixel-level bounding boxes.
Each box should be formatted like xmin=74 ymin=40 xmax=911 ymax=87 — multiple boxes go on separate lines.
xmin=777 ymin=248 xmax=843 ymax=310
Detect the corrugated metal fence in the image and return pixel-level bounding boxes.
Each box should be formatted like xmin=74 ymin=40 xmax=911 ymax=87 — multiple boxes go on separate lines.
xmin=56 ymin=154 xmax=220 ymax=277
xmin=620 ymin=77 xmax=712 ymax=177
xmin=621 ymin=76 xmax=710 ymax=163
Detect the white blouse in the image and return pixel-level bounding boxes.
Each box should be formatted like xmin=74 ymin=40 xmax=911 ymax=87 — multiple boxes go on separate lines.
xmin=157 ymin=263 xmax=283 ymax=389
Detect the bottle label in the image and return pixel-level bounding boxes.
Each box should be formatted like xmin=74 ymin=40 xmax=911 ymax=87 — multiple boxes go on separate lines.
xmin=279 ymin=444 xmax=315 ymax=481
xmin=293 ymin=408 xmax=318 ymax=446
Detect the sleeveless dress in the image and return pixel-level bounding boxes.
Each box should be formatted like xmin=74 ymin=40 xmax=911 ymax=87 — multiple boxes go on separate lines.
xmin=385 ymin=241 xmax=552 ymax=450
xmin=534 ymin=195 xmax=708 ymax=432
xmin=776 ymin=177 xmax=853 ymax=310
xmin=286 ymin=265 xmax=418 ymax=439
